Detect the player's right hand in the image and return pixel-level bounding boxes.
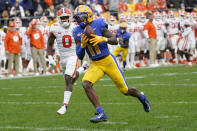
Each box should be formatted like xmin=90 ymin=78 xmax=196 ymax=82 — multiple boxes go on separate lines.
xmin=81 ymin=34 xmax=89 ymax=48
xmin=119 ymin=38 xmax=124 ymax=44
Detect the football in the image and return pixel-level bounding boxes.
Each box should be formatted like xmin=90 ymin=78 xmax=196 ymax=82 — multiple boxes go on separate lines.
xmin=84 ymin=25 xmax=95 ymax=39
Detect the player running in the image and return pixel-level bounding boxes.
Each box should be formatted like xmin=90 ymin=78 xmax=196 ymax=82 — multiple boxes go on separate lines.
xmin=47 ymin=8 xmax=86 ymax=115
xmin=113 ymin=22 xmax=131 ymax=71
xmin=73 ymin=5 xmax=150 ymax=123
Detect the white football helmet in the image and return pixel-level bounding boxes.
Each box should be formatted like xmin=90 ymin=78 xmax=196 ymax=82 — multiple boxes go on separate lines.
xmin=40 ymin=16 xmax=49 ymax=26
xmin=154 ymin=12 xmax=160 ymax=21
xmin=108 ymin=15 xmax=116 ymax=26
xmin=14 ymin=17 xmax=22 ymax=29
xmin=57 ymin=8 xmax=72 ymax=28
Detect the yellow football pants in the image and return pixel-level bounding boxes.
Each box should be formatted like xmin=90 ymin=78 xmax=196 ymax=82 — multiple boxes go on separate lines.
xmin=113 ymin=46 xmax=128 ymax=61
xmin=82 ymin=55 xmax=128 ymax=94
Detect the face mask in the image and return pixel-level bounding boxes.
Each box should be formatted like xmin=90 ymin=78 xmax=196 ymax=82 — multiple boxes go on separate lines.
xmin=120 ymin=29 xmax=124 ymax=34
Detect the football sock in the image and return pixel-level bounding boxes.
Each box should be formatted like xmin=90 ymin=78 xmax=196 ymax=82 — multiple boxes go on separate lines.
xmin=96 ymin=107 xmax=104 ymax=113
xmin=64 ymin=91 xmax=72 ymax=108
xmin=123 ymin=61 xmax=126 ymax=68
xmin=139 ymin=93 xmax=145 ymax=103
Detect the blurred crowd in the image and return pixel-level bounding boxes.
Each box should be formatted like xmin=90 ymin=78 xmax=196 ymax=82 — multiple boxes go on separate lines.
xmin=1 ymin=0 xmax=197 ymax=78
xmin=0 ymin=0 xmax=197 ymax=19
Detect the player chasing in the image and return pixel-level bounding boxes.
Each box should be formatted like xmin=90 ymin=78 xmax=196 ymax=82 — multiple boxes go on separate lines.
xmin=73 ymin=5 xmax=150 ymax=123
xmin=47 ymin=8 xmax=87 ymax=115
xmin=113 ymin=22 xmax=131 ymax=71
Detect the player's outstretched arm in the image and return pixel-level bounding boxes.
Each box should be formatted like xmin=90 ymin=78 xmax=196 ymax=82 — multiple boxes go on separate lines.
xmin=47 ymin=32 xmax=56 ymax=56
xmin=102 ymin=27 xmax=118 ymax=45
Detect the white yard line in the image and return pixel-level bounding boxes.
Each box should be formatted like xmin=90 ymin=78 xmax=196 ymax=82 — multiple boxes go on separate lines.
xmin=0 ymin=101 xmax=197 ymax=105
xmin=8 ymin=94 xmax=24 ymax=96
xmin=0 ymin=126 xmax=113 ymax=131
xmin=103 ymin=121 xmax=128 ymax=125
xmin=0 ymin=74 xmax=61 ymax=81
xmin=154 ymin=115 xmax=183 ymax=119
xmin=0 ymin=126 xmax=86 ymax=131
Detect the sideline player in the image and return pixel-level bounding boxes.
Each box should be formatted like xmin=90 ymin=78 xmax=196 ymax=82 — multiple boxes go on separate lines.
xmin=73 ymin=5 xmax=150 ymax=123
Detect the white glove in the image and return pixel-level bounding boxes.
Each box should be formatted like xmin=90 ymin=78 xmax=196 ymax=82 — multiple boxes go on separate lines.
xmin=48 ymin=55 xmax=56 ymax=66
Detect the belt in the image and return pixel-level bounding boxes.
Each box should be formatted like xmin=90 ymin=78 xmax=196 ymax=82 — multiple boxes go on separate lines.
xmin=92 ymin=55 xmax=109 ymax=61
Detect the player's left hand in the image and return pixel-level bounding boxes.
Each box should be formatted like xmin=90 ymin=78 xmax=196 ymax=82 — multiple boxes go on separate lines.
xmin=89 ymin=34 xmax=107 ymax=46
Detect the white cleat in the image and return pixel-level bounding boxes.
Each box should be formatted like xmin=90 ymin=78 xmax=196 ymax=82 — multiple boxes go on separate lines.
xmin=8 ymin=74 xmax=14 ymax=78
xmin=16 ymin=74 xmax=22 ymax=77
xmin=35 ymin=73 xmax=40 ymax=76
xmin=57 ymin=105 xmax=67 ymax=115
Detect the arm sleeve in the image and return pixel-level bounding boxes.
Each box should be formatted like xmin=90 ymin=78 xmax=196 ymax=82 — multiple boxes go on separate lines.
xmin=76 ymin=45 xmax=86 ymax=60
xmin=73 ymin=27 xmax=81 ymax=42
xmin=26 ymin=27 xmax=32 ymax=36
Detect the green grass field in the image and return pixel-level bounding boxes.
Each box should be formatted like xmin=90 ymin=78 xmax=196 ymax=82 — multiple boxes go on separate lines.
xmin=0 ymin=65 xmax=197 ymax=131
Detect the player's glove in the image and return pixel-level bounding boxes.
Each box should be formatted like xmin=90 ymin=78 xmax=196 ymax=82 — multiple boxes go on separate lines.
xmin=81 ymin=34 xmax=89 ymax=48
xmin=89 ymin=34 xmax=108 ymax=46
xmin=48 ymin=55 xmax=56 ymax=66
xmin=119 ymin=38 xmax=124 ymax=45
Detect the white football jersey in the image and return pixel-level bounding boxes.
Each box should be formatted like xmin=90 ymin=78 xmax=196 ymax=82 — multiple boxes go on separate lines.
xmin=167 ymin=18 xmax=179 ymax=34
xmin=127 ymin=23 xmax=134 ymax=35
xmin=132 ymin=22 xmax=144 ymax=40
xmin=50 ymin=22 xmax=76 ymax=59
xmin=41 ymin=25 xmax=50 ymax=48
xmin=108 ymin=24 xmax=119 ymax=35
xmin=153 ymin=20 xmax=166 ymax=37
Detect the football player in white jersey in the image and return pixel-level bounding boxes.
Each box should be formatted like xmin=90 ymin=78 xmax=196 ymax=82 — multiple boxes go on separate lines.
xmin=138 ymin=13 xmax=148 ymax=67
xmin=40 ymin=16 xmax=50 ymax=50
xmin=153 ymin=12 xmax=167 ymax=65
xmin=126 ymin=15 xmax=136 ymax=68
xmin=166 ymin=11 xmax=179 ymax=64
xmin=14 ymin=17 xmax=31 ymax=74
xmin=108 ymin=15 xmax=119 ymax=53
xmin=47 ymin=8 xmax=85 ymax=115
xmin=0 ymin=29 xmax=6 ymax=74
xmin=131 ymin=13 xmax=146 ymax=67
xmin=177 ymin=19 xmax=194 ymax=67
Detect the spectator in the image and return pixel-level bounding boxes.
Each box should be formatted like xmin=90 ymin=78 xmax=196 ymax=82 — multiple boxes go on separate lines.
xmin=143 ymin=13 xmax=157 ymax=66
xmin=184 ymin=0 xmax=197 ymax=12
xmin=4 ymin=22 xmax=22 ymax=77
xmin=62 ymin=0 xmax=73 ymax=12
xmin=45 ymin=5 xmax=56 ymax=17
xmin=102 ymin=0 xmax=109 ymax=12
xmin=166 ymin=0 xmax=183 ymax=10
xmin=10 ymin=1 xmax=25 ymax=18
xmin=85 ymin=0 xmax=94 ymax=6
xmin=94 ymin=0 xmax=104 ymax=13
xmin=119 ymin=0 xmax=128 ymax=13
xmin=108 ymin=0 xmax=119 ymax=19
xmin=98 ymin=0 xmax=103 ymax=4
xmin=33 ymin=0 xmax=48 ymax=16
xmin=2 ymin=10 xmax=10 ymax=19
xmin=45 ymin=0 xmax=53 ymax=6
xmin=135 ymin=0 xmax=147 ymax=11
xmin=0 ymin=0 xmax=8 ymax=16
xmin=91 ymin=4 xmax=100 ymax=16
xmin=70 ymin=0 xmax=79 ymax=9
xmin=155 ymin=0 xmax=167 ymax=11
xmin=53 ymin=0 xmax=63 ymax=9
xmin=23 ymin=0 xmax=34 ymax=16
xmin=26 ymin=19 xmax=47 ymax=75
